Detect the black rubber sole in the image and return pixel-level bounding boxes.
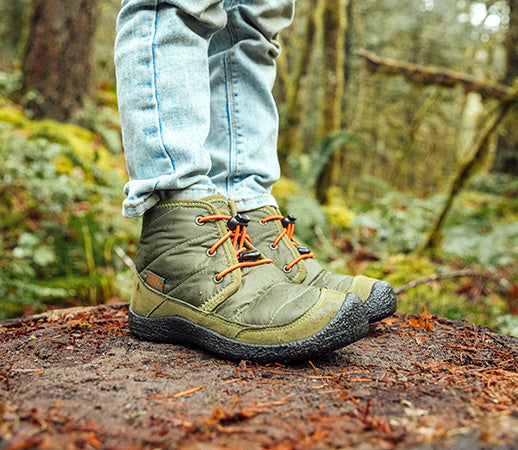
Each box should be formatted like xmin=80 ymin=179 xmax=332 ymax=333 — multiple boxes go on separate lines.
xmin=128 ymin=294 xmax=368 ymax=363
xmin=363 ymin=281 xmax=398 ymax=323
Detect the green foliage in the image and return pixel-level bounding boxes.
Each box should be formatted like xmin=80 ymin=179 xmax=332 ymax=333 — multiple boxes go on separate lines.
xmin=74 ymin=93 xmax=122 ymax=155
xmin=350 ymin=190 xmax=444 ymax=255
xmin=284 ymin=196 xmax=329 ymax=245
xmin=0 ymin=97 xmax=139 ymax=319
xmin=277 ymin=0 xmax=512 ymax=195
xmin=360 ymin=253 xmax=509 ymax=330
xmin=274 ymin=172 xmax=518 ymax=336
xmin=285 ymin=130 xmax=362 ymax=194
xmin=0 ymin=1 xmax=31 ymax=70
xmin=0 ymin=71 xmax=22 ymax=98
xmin=0 ymin=0 xmax=515 ymax=338
xmin=496 ymin=314 xmax=518 ymax=337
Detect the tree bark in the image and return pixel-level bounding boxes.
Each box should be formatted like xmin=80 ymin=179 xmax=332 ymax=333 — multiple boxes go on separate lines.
xmin=423 ymin=97 xmax=516 ymax=252
xmin=505 ymin=0 xmax=518 ymax=86
xmin=355 ymin=49 xmax=517 ymax=252
xmin=359 ymin=49 xmax=517 ymax=102
xmin=9 ymin=2 xmax=29 ymax=60
xmin=278 ymin=0 xmax=319 ymax=168
xmin=22 ymin=0 xmax=100 ymax=121
xmin=494 ymin=0 xmax=518 ymax=175
xmin=315 ymin=0 xmax=346 ymax=204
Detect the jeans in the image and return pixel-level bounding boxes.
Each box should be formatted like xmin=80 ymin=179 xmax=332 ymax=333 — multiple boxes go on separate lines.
xmin=115 ymin=0 xmax=295 ymax=217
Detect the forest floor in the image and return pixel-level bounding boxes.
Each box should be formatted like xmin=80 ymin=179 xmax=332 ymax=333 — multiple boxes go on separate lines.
xmin=1 ymin=304 xmax=517 ymax=450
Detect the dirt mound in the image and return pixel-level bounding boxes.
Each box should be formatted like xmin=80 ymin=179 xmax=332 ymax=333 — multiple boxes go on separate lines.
xmin=1 ymin=304 xmax=517 ymax=449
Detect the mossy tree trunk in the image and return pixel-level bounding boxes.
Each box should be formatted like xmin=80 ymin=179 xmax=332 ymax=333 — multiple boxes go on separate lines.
xmin=316 ymin=0 xmax=346 ymax=204
xmin=505 ymin=0 xmax=518 ymax=86
xmin=6 ymin=1 xmax=30 ymax=63
xmin=22 ymin=0 xmax=100 ymax=122
xmin=495 ymin=0 xmax=518 ymax=175
xmin=278 ymin=0 xmax=319 ymax=169
xmin=423 ymin=98 xmax=516 ymax=252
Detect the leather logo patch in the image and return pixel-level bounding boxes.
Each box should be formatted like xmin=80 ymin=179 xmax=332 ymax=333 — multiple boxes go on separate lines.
xmin=146 ymin=273 xmax=165 ymax=292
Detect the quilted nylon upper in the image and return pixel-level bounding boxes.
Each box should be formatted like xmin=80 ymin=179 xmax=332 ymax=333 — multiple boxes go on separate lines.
xmin=134 ymin=196 xmax=335 ymax=327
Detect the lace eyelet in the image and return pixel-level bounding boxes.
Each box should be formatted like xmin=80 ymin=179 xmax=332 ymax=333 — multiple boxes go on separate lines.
xmin=213 ymin=274 xmax=224 ymax=284
xmin=206 ymin=248 xmax=217 ymax=257
xmin=195 ymin=216 xmax=205 ymax=226
xmin=269 ymin=243 xmax=278 ymax=250
xmin=283 ymin=265 xmax=292 ymax=273
xmin=259 ymin=219 xmax=269 ymax=226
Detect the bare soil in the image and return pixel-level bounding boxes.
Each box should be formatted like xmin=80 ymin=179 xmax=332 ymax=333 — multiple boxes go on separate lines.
xmin=1 ymin=304 xmax=517 ymax=450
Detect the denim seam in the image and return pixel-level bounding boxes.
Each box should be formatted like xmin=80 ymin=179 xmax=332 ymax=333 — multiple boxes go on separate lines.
xmin=124 ymin=187 xmax=216 ymax=210
xmin=124 ymin=191 xmax=157 ymax=209
xmin=224 ymin=56 xmax=236 ymax=199
xmin=151 ymin=0 xmax=175 ymax=172
xmin=224 ymin=8 xmax=241 ymax=201
xmin=223 ymin=52 xmax=232 ymax=198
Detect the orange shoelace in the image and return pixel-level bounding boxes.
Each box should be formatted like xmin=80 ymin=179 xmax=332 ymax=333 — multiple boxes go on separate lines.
xmin=198 ymin=214 xmax=273 ymax=281
xmin=260 ymin=214 xmax=315 ymax=272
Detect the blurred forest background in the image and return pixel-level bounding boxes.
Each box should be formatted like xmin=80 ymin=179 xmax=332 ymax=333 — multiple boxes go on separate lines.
xmin=0 ymin=0 xmax=517 ymax=335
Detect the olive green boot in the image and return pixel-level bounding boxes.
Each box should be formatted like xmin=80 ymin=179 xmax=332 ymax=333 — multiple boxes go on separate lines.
xmin=244 ymin=206 xmax=397 ymax=323
xmin=129 ymin=195 xmax=368 ymax=363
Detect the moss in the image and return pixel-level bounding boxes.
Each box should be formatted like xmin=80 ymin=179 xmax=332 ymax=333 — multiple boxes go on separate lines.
xmin=0 ymin=98 xmax=26 ymax=126
xmin=96 ymin=89 xmax=118 ymax=109
xmin=0 ymin=96 xmax=136 ymax=320
xmin=26 ymin=121 xmax=110 ymax=170
xmin=0 ymin=97 xmax=124 ymax=185
xmin=272 ymin=176 xmax=300 ymax=200
xmin=323 ymin=204 xmax=357 ymax=229
xmin=53 ymin=155 xmax=75 ymax=174
xmin=359 ymin=253 xmax=510 ymax=331
xmin=359 ymin=253 xmax=436 ymax=289
xmin=321 ymin=187 xmax=357 ymax=229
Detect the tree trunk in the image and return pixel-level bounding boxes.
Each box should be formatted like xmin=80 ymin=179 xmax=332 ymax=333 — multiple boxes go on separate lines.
xmin=9 ymin=1 xmax=29 ymax=60
xmin=315 ymin=0 xmax=346 ymax=204
xmin=495 ymin=0 xmax=518 ymax=175
xmin=423 ymin=98 xmax=516 ymax=252
xmin=278 ymin=0 xmax=319 ymax=169
xmin=505 ymin=0 xmax=518 ymax=86
xmin=0 ymin=1 xmax=31 ymax=69
xmin=22 ymin=0 xmax=100 ymax=122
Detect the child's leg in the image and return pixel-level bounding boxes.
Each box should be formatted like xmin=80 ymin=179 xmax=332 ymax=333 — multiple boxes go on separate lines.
xmin=205 ymin=0 xmax=295 ymax=212
xmin=203 ymin=1 xmax=397 ymax=323
xmin=116 ymin=0 xmax=370 ymax=361
xmin=115 ymin=0 xmax=227 ymax=217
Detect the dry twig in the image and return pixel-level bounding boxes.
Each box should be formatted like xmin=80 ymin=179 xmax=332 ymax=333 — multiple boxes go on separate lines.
xmin=394 ymin=269 xmax=503 ymax=295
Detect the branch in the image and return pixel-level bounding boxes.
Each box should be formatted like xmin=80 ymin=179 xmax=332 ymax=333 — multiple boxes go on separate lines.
xmin=394 ymin=269 xmax=504 ymax=295
xmin=358 ymin=48 xmax=518 ymax=103
xmin=114 ymin=245 xmax=136 ymax=271
xmin=422 ymin=100 xmax=514 ymax=251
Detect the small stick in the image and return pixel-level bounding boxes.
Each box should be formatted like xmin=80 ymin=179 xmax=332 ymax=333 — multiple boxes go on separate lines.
xmin=394 ymin=270 xmax=503 ymax=295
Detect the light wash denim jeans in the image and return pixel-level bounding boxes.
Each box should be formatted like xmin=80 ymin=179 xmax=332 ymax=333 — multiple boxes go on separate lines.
xmin=115 ymin=0 xmax=294 ymax=217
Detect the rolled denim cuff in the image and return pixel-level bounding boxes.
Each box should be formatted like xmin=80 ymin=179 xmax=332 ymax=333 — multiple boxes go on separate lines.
xmin=122 ymin=185 xmax=219 ymax=217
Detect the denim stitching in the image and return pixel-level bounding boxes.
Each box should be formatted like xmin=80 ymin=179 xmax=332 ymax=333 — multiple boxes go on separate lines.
xmin=124 ymin=188 xmax=216 ymax=210
xmin=223 ymin=52 xmax=232 ymax=198
xmin=125 ymin=191 xmax=157 ymax=209
xmin=151 ymin=0 xmax=175 ymax=171
xmin=224 ymin=14 xmax=238 ymax=201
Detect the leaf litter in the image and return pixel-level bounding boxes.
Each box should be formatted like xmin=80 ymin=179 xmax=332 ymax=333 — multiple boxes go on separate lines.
xmin=0 ymin=303 xmax=517 ymax=449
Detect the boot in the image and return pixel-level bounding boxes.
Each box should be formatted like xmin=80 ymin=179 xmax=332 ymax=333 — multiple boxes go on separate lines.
xmin=129 ymin=195 xmax=369 ymax=362
xmin=244 ymin=206 xmax=397 ymax=323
